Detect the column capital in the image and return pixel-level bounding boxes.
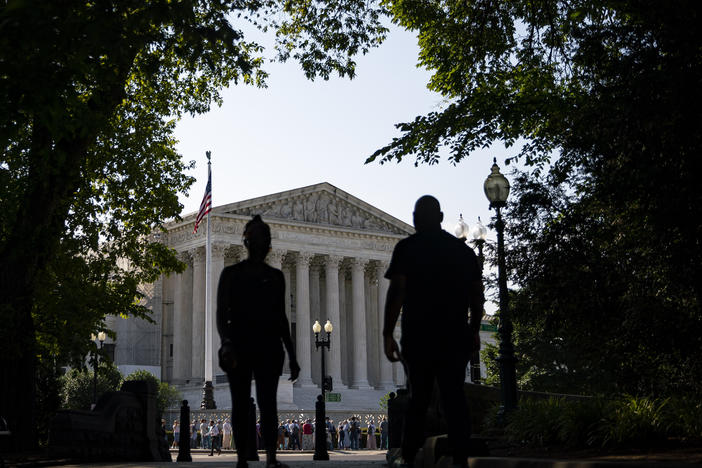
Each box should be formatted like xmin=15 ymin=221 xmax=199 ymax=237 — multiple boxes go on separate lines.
xmin=225 ymin=245 xmax=243 ymax=264
xmin=296 ymin=251 xmax=315 ymax=267
xmin=211 ymin=242 xmax=229 ymax=258
xmin=374 ymin=259 xmax=390 ymax=274
xmin=324 ymin=255 xmax=344 ymax=269
xmin=176 ymin=250 xmax=192 ymax=264
xmin=267 ymin=248 xmax=286 ymax=268
xmin=190 ymin=246 xmax=206 ymax=264
xmin=350 ymin=257 xmax=369 ymax=271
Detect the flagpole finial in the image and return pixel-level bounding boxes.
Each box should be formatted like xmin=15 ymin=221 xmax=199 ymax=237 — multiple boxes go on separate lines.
xmin=206 ymin=150 xmax=211 ymax=162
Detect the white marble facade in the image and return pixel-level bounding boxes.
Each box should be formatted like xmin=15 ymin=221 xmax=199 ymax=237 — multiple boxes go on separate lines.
xmin=154 ymin=182 xmax=412 ymax=401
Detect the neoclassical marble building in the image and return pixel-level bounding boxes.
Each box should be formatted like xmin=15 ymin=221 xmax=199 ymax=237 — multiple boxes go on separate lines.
xmin=108 ymin=182 xmax=419 ymax=407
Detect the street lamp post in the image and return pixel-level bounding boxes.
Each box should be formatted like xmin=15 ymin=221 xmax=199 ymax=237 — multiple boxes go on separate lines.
xmin=91 ymin=331 xmax=106 ymax=409
xmin=484 ymin=158 xmax=518 ymax=415
xmin=312 ymin=319 xmax=332 ymax=460
xmin=454 ymin=215 xmax=487 ymax=384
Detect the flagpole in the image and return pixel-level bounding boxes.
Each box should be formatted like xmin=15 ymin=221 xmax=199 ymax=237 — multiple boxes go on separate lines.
xmin=202 ymin=151 xmax=215 ymax=409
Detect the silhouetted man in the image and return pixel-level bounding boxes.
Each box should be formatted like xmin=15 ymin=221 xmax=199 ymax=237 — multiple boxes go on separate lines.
xmin=383 ymin=195 xmax=484 ymax=467
xmin=217 ymin=215 xmax=300 ymax=468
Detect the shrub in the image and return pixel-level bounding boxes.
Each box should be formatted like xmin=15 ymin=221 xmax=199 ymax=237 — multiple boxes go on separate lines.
xmin=124 ymin=369 xmax=181 ymax=413
xmin=487 ymin=394 xmax=702 ymax=450
xmin=59 ymin=361 xmax=123 ymax=410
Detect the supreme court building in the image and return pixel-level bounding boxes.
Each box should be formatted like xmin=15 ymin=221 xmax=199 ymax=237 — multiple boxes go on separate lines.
xmin=107 ymin=182 xmax=421 ymax=409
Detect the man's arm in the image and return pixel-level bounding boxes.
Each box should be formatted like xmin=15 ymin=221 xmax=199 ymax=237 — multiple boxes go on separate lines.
xmin=468 ymin=278 xmax=485 ymax=348
xmin=277 ymin=271 xmax=300 ymax=381
xmin=382 ymin=274 xmax=406 ymax=362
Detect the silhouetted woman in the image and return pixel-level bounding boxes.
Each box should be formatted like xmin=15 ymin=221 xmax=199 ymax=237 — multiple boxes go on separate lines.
xmin=217 ymin=215 xmax=300 ymax=468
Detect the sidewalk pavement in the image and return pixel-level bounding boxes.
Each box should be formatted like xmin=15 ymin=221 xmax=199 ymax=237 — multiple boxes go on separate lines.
xmin=5 ymin=448 xmax=701 ymax=467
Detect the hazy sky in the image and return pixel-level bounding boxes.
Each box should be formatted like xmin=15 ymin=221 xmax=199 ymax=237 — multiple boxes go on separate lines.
xmin=174 ymin=24 xmax=514 ymax=239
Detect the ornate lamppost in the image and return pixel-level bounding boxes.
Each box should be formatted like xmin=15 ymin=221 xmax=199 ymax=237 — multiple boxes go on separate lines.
xmin=484 ymin=158 xmax=517 ymax=414
xmin=312 ymin=319 xmax=332 ymax=460
xmin=455 ymin=215 xmax=487 ymax=383
xmin=91 ymin=331 xmax=106 ymax=409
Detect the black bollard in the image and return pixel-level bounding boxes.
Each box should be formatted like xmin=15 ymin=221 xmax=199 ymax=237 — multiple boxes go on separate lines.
xmin=313 ymin=395 xmax=329 ymax=460
xmin=246 ymin=397 xmax=259 ymax=461
xmin=176 ymin=400 xmax=192 ymax=462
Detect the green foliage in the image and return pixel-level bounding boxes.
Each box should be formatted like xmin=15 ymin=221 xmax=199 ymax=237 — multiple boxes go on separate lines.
xmin=378 ymin=391 xmax=392 ymax=411
xmin=380 ymin=1 xmax=702 ymax=398
xmin=124 ymin=370 xmax=182 ymax=414
xmin=35 ymin=358 xmax=62 ymax=446
xmin=59 ymin=360 xmax=123 ymax=411
xmin=0 ymin=0 xmax=388 ymax=447
xmin=488 ymin=396 xmax=702 ymax=450
xmin=497 ymin=170 xmax=702 ymax=397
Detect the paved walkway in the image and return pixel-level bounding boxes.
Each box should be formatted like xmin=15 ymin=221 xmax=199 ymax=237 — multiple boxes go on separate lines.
xmin=48 ymin=448 xmax=701 ymax=468
xmin=58 ymin=449 xmax=386 ymax=467
xmin=7 ymin=448 xmax=701 ymax=467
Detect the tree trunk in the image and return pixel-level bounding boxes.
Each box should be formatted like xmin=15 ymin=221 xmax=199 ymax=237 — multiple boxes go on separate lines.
xmin=0 ymin=125 xmax=84 ymax=450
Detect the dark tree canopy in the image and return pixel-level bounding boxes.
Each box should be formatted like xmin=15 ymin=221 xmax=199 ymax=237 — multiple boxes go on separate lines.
xmin=370 ymin=1 xmax=702 ymax=396
xmin=0 ymin=0 xmax=387 ymax=450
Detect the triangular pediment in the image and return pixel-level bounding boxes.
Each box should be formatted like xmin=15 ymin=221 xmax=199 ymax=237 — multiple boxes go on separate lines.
xmin=214 ymin=182 xmax=413 ymax=236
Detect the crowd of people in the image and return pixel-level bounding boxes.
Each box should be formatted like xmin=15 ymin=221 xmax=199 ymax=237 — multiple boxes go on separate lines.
xmin=165 ymin=416 xmax=388 ymax=452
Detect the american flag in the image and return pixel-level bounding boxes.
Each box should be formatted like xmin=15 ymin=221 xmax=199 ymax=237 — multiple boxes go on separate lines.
xmin=193 ymin=164 xmax=212 ymax=234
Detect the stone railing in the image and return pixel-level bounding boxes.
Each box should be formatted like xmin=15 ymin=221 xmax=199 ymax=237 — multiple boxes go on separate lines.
xmin=163 ymin=408 xmax=386 ymax=427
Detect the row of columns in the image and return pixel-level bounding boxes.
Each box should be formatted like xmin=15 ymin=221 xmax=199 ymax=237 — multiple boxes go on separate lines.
xmin=170 ymin=244 xmax=397 ymax=390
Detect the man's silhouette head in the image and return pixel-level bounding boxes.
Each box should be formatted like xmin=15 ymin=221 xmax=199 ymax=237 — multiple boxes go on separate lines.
xmin=243 ymin=214 xmax=271 ymax=261
xmin=413 ymin=195 xmax=443 ymax=232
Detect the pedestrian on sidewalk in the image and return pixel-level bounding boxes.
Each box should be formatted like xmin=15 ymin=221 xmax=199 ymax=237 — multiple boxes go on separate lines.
xmin=223 ymin=418 xmax=233 ymax=450
xmin=383 ymin=195 xmax=484 ymax=468
xmin=367 ymin=420 xmax=377 ymax=449
xmin=208 ymin=420 xmax=221 ymax=456
xmin=302 ymin=418 xmax=314 ymax=450
xmin=379 ymin=417 xmax=388 ymax=450
xmin=217 ymin=215 xmax=301 ymax=468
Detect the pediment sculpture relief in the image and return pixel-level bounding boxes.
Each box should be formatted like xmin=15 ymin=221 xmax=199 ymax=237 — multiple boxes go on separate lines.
xmin=228 ymin=192 xmax=406 ymax=235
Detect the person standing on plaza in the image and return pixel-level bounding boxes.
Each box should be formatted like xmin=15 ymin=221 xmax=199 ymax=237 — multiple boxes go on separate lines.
xmin=367 ymin=419 xmax=377 ymax=449
xmin=217 ymin=215 xmax=301 ymax=468
xmin=337 ymin=420 xmax=345 ymax=449
xmin=290 ymin=420 xmax=301 ymax=450
xmin=301 ymin=418 xmax=314 ymax=450
xmin=223 ymin=418 xmax=233 ymax=451
xmin=172 ymin=420 xmax=180 ymax=449
xmin=383 ymin=195 xmax=484 ymax=468
xmin=379 ymin=416 xmax=388 ymax=450
xmin=208 ymin=420 xmax=221 ymax=456
xmin=343 ymin=419 xmax=350 ymax=449
xmin=349 ymin=417 xmax=360 ymax=450
xmin=283 ymin=420 xmax=291 ymax=450
xmin=200 ymin=418 xmax=209 ymax=449
xmin=326 ymin=417 xmax=335 ymax=450
xmin=191 ymin=420 xmax=199 ymax=448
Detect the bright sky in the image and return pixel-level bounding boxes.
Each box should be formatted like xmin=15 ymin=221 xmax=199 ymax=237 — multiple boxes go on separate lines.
xmin=175 ymin=24 xmax=512 ymax=312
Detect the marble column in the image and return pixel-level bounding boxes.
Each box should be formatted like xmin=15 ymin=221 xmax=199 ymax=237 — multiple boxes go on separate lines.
xmin=324 ymin=255 xmax=345 ymax=390
xmin=350 ymin=258 xmax=371 ymax=388
xmin=295 ymin=251 xmax=315 ymax=386
xmin=268 ymin=249 xmax=288 ymax=374
xmin=339 ymin=265 xmax=349 ymax=386
xmin=209 ymin=243 xmax=227 ymax=379
xmin=282 ymin=264 xmax=292 ymax=322
xmin=281 ymin=262 xmax=292 ymax=375
xmin=309 ymin=263 xmax=321 ymax=385
xmin=191 ymin=247 xmax=206 ymax=380
xmin=310 ymin=264 xmax=321 ymax=321
xmin=173 ymin=251 xmax=193 ymax=382
xmin=376 ymin=260 xmax=394 ymax=389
